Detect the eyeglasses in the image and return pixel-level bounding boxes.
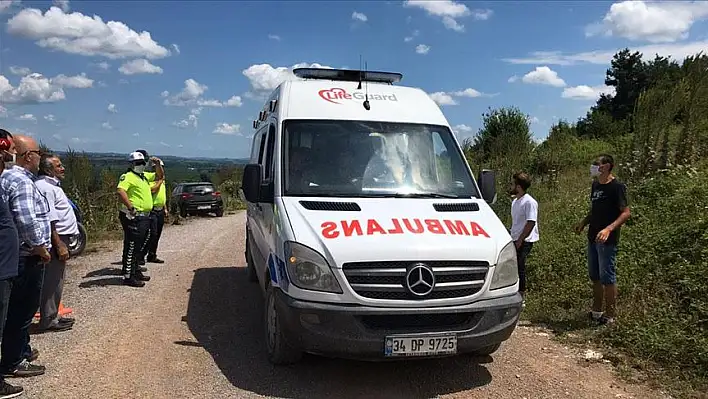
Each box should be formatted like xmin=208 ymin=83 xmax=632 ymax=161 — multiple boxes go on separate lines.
xmin=21 ymin=150 xmax=41 ymax=156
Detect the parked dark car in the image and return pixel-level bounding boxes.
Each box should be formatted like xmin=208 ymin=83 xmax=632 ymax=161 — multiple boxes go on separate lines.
xmin=67 ymin=198 xmax=88 ymax=257
xmin=171 ymin=182 xmax=224 ymax=218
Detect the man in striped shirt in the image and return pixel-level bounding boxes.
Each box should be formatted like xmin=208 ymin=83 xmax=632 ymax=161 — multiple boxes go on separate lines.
xmin=0 ymin=134 xmax=51 ymax=379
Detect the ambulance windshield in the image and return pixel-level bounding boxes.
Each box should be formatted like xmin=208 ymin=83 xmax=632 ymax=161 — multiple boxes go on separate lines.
xmin=283 ymin=120 xmax=480 ymax=199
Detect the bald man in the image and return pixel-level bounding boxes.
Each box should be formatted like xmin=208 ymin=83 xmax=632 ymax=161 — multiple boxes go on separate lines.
xmin=0 ymin=134 xmax=51 ymax=378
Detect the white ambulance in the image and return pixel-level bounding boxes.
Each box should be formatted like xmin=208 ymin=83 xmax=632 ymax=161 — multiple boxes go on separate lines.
xmin=241 ymin=67 xmax=522 ymax=365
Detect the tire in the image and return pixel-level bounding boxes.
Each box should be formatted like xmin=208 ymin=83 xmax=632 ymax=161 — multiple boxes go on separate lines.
xmin=246 ymin=233 xmax=258 ymax=283
xmin=68 ymin=223 xmax=87 ymax=258
xmin=215 ymin=208 xmax=224 ymax=217
xmin=264 ymin=283 xmax=302 ymax=365
xmin=469 ymin=343 xmax=502 ymax=357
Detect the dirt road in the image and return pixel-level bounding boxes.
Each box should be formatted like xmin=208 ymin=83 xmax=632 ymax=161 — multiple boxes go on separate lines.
xmin=22 ymin=212 xmax=667 ymax=399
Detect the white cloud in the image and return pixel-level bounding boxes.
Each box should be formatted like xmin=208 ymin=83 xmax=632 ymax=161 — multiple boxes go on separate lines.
xmin=101 ymin=121 xmax=112 ymax=130
xmin=0 ymin=105 xmax=7 ymax=118
xmin=7 ymin=6 xmax=171 ymax=59
xmin=502 ymin=40 xmax=708 ymax=65
xmin=107 ymin=103 xmax=117 ymax=113
xmin=562 ymin=85 xmax=616 ymax=101
xmin=404 ymin=29 xmax=420 ymax=42
xmin=44 ymin=114 xmax=56 ymax=122
xmin=17 ymin=113 xmax=36 ymax=121
xmin=171 ymin=43 xmax=180 ymax=54
xmin=132 ymin=132 xmax=139 ymax=137
xmin=403 ymin=0 xmax=492 ymax=32
xmin=452 ymin=124 xmax=473 ymax=135
xmin=352 ymin=11 xmax=368 ymax=22
xmin=160 ymin=141 xmax=170 ymax=147
xmin=520 ymin=66 xmax=566 ymax=87
xmin=172 ymin=107 xmax=202 ymax=129
xmin=9 ymin=66 xmax=30 ymax=75
xmin=268 ymin=34 xmax=281 ymax=41
xmin=429 ymin=92 xmax=458 ymax=106
xmin=52 ymin=72 xmax=93 ymax=88
xmin=162 ymin=79 xmax=241 ymax=108
xmin=452 ymin=88 xmax=482 ymax=98
xmin=118 ymin=59 xmax=163 ymax=75
xmin=242 ymin=62 xmax=332 ymax=96
xmin=213 ymin=123 xmax=240 ymax=135
xmin=0 ymin=73 xmax=66 ymax=104
xmin=52 ymin=0 xmax=69 ymax=12
xmin=508 ymin=75 xmax=519 ymax=83
xmin=530 ymin=116 xmax=540 ymax=124
xmin=92 ymin=61 xmax=110 ymax=71
xmin=586 ymin=1 xmax=708 ymax=43
xmin=429 ymin=87 xmax=486 ymax=106
xmin=415 ymin=44 xmax=431 ymax=55
xmin=52 ymin=133 xmax=62 ymax=141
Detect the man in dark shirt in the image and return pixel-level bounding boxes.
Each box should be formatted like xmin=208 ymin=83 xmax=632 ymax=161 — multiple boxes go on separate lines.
xmin=574 ymin=154 xmax=631 ymax=325
xmin=0 ymin=129 xmax=24 ymax=398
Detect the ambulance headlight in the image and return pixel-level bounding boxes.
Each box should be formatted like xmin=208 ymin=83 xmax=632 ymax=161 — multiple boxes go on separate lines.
xmin=490 ymin=241 xmax=519 ymax=290
xmin=284 ymin=242 xmax=342 ymax=293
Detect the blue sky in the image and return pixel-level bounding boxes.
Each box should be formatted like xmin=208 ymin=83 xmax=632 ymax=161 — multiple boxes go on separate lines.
xmin=1 ymin=0 xmax=708 ymax=159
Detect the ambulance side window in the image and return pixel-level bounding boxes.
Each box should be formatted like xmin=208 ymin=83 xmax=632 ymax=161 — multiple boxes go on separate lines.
xmin=251 ymin=129 xmax=265 ymax=164
xmin=263 ymin=124 xmax=276 ymax=182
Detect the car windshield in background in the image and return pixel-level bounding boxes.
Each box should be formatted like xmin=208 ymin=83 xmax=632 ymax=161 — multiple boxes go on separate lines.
xmin=184 ymin=184 xmax=215 ymax=193
xmin=282 ymin=120 xmax=479 ymax=199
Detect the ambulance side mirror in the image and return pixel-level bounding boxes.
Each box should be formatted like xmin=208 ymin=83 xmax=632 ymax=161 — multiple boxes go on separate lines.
xmin=242 ymin=164 xmax=263 ymax=203
xmin=478 ymin=169 xmax=497 ymax=204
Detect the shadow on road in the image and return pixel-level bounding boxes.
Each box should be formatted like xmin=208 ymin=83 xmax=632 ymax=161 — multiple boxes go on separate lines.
xmin=79 ymin=277 xmax=125 ymax=288
xmin=186 ymin=267 xmax=493 ymax=399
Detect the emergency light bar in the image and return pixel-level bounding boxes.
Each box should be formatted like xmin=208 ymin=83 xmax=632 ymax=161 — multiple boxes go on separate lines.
xmin=292 ymin=68 xmax=403 ymax=84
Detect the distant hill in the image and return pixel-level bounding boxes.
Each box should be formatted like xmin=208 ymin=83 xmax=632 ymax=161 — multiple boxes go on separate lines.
xmin=55 ymin=150 xmax=250 ymax=165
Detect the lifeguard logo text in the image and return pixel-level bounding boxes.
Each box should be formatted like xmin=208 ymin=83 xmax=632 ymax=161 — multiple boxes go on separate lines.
xmin=318 ymin=88 xmax=398 ymax=104
xmin=320 ymin=218 xmax=490 ymax=239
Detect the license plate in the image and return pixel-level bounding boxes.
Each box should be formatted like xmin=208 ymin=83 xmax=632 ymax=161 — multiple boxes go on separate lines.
xmin=197 ymin=205 xmax=210 ymax=210
xmin=384 ymin=334 xmax=457 ymax=357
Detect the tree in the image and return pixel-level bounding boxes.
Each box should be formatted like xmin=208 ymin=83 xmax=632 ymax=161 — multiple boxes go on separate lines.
xmin=467 ymin=106 xmax=534 ymax=175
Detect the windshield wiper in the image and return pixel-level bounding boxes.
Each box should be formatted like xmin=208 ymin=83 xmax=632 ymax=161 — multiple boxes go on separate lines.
xmin=390 ymin=192 xmax=461 ymax=199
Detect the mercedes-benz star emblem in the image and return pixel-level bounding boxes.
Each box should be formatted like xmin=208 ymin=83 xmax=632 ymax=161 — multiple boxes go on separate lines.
xmin=405 ymin=263 xmax=436 ymax=297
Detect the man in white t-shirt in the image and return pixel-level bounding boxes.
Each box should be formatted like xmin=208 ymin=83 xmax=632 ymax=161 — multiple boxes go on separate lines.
xmin=508 ymin=172 xmax=539 ymax=301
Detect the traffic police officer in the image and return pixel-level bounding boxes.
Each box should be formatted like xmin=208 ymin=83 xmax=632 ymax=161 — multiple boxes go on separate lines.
xmin=116 ymin=152 xmax=153 ymax=287
xmin=135 ymin=149 xmax=166 ymax=264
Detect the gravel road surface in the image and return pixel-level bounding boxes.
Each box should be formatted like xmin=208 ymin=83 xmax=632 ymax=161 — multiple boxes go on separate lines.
xmin=20 ymin=212 xmax=667 ymax=399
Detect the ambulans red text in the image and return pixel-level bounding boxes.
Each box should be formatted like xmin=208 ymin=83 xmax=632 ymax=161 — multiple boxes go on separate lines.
xmin=320 ymin=218 xmax=490 ymax=239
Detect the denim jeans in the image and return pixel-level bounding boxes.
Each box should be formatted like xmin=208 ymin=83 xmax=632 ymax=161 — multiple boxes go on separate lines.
xmin=587 ymin=241 xmax=618 ymax=285
xmin=0 ymin=255 xmax=44 ymax=372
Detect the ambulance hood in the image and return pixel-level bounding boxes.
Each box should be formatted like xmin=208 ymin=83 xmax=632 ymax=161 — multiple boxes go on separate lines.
xmin=282 ymin=197 xmax=510 ymax=267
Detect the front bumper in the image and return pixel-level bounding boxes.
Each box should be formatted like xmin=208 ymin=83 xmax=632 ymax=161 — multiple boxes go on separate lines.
xmin=185 ymin=201 xmax=222 ymax=211
xmin=274 ymin=289 xmax=522 ymax=361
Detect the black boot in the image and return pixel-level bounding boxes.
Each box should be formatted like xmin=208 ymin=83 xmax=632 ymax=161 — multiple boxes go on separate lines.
xmin=123 ymin=276 xmax=145 ymax=287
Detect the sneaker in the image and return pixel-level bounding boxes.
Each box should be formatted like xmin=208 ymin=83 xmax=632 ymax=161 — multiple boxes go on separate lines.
xmin=588 ymin=311 xmax=603 ymax=323
xmin=123 ymin=277 xmax=145 ymax=287
xmin=147 ymin=257 xmax=164 ymax=264
xmin=25 ymin=349 xmax=38 ymax=363
xmin=135 ymin=272 xmax=151 ymax=282
xmin=139 ymin=266 xmax=148 ymax=272
xmin=0 ymin=381 xmax=23 ymax=398
xmin=598 ymin=315 xmax=616 ymax=325
xmin=2 ymin=360 xmax=45 ymax=378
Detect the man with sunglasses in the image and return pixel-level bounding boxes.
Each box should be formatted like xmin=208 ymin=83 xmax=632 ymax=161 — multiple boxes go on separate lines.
xmin=0 ymin=134 xmax=52 ymax=380
xmin=116 ymin=152 xmax=154 ymax=287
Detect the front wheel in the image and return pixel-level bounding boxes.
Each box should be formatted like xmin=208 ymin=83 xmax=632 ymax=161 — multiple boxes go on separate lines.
xmin=68 ymin=223 xmax=87 ymax=258
xmin=264 ymin=284 xmax=302 ymax=365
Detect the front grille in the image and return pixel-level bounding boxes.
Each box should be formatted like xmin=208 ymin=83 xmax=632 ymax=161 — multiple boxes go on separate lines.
xmin=342 ymin=260 xmax=489 ymax=301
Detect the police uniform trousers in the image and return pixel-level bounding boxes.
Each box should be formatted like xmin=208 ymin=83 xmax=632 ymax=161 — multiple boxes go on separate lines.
xmin=144 ymin=207 xmax=165 ymax=260
xmin=119 ymin=211 xmax=150 ymax=277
